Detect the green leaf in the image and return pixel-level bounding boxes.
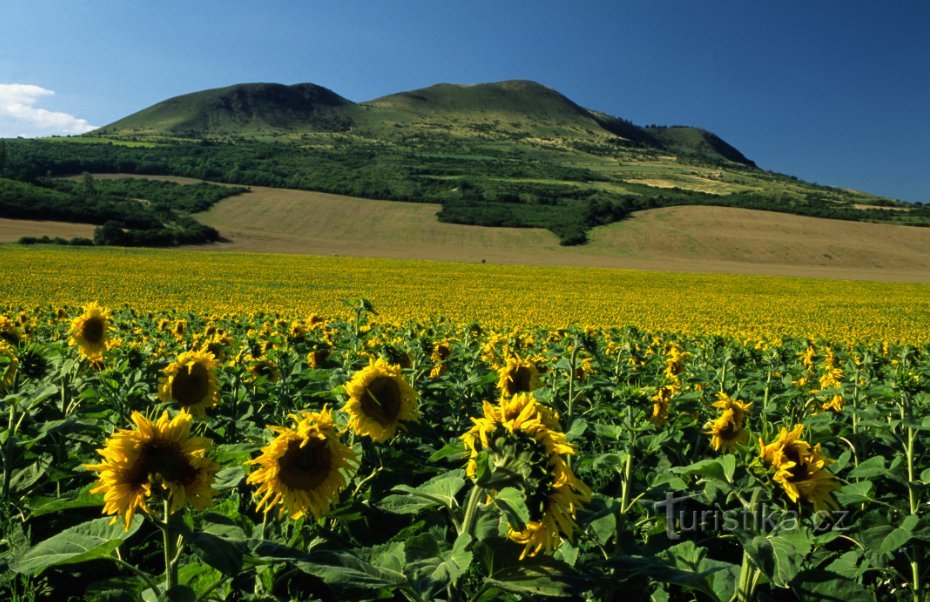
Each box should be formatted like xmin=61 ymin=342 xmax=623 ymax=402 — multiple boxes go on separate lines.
xmin=406 ymin=532 xmax=474 ymax=599
xmin=565 ymin=418 xmax=587 ymax=442
xmin=834 ymin=480 xmax=872 ymax=505
xmin=877 ymin=514 xmax=918 ymax=557
xmin=379 ymin=470 xmax=466 ymax=515
xmin=296 ymin=547 xmax=407 ymax=591
xmin=428 ymin=440 xmax=468 ymax=463
xmin=672 ymin=458 xmax=730 ymax=484
xmin=11 ymin=515 xmax=143 ymax=576
xmin=486 ymin=543 xmax=579 ymax=598
xmin=212 ymin=465 xmax=246 ymax=490
xmin=848 ymin=455 xmax=886 ymax=479
xmin=493 ymin=487 xmax=530 ymax=532
xmin=28 ymin=484 xmax=103 ymax=516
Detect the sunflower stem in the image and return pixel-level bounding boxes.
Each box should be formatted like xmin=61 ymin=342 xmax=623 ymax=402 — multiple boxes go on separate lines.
xmin=459 ymin=485 xmax=484 ymax=537
xmin=735 ymin=487 xmax=762 ymax=602
xmin=162 ymin=500 xmax=177 ymax=592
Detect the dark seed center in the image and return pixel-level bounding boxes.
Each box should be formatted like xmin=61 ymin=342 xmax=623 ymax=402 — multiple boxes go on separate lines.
xmin=82 ymin=317 xmax=105 ymax=344
xmin=360 ymin=376 xmax=402 ymax=426
xmin=278 ymin=438 xmax=333 ymax=491
xmin=172 ymin=363 xmax=210 ymax=406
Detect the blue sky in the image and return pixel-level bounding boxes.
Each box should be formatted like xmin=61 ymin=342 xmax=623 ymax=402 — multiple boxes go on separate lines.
xmin=1 ymin=0 xmax=927 ymax=202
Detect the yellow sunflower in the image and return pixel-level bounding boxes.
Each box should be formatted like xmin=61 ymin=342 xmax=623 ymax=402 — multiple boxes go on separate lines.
xmin=0 ymin=341 xmax=18 ymax=390
xmin=705 ymin=392 xmax=752 ymax=453
xmin=307 ymin=348 xmax=331 ymax=369
xmin=429 ymin=342 xmax=453 ymax=379
xmin=0 ymin=315 xmax=22 ymax=345
xmin=496 ymin=357 xmax=541 ymax=398
xmin=344 ymin=358 xmax=419 ymax=442
xmin=650 ymin=384 xmax=678 ymax=427
xmin=245 ymin=354 xmax=281 ymax=383
xmin=247 ymin=407 xmax=358 ymax=520
xmin=705 ymin=409 xmax=749 ymax=453
xmin=84 ymin=411 xmax=219 ymax=529
xmin=68 ymin=302 xmax=111 ymax=360
xmin=759 ymin=424 xmax=840 ymax=512
xmin=462 ymin=393 xmax=590 ymax=559
xmin=158 ymin=350 xmax=221 ymax=416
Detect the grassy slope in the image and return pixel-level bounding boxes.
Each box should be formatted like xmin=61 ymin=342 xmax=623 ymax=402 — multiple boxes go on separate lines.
xmin=183 ymin=180 xmax=930 ymax=282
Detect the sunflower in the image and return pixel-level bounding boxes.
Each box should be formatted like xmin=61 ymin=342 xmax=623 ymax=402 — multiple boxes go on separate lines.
xmin=462 ymin=393 xmax=590 ymax=559
xmin=429 ymin=342 xmax=452 ymax=379
xmin=497 ymin=357 xmax=540 ymax=398
xmin=705 ymin=392 xmax=752 ymax=453
xmin=246 ymin=355 xmax=281 ymax=383
xmin=84 ymin=411 xmax=219 ymax=529
xmin=0 ymin=315 xmax=22 ymax=345
xmin=307 ymin=348 xmax=331 ymax=369
xmin=344 ymin=358 xmax=419 ymax=442
xmin=705 ymin=409 xmax=749 ymax=453
xmin=68 ymin=302 xmax=111 ymax=360
xmin=247 ymin=407 xmax=357 ymax=520
xmin=158 ymin=350 xmax=221 ymax=416
xmin=0 ymin=341 xmax=18 ymax=390
xmin=200 ymin=332 xmax=233 ymax=362
xmin=759 ymin=424 xmax=840 ymax=512
xmin=650 ymin=384 xmax=677 ymax=427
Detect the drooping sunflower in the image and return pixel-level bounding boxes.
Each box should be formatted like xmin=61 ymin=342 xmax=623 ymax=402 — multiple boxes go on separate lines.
xmin=462 ymin=393 xmax=591 ymax=559
xmin=158 ymin=350 xmax=221 ymax=416
xmin=650 ymin=384 xmax=678 ymax=427
xmin=759 ymin=424 xmax=840 ymax=512
xmin=68 ymin=302 xmax=111 ymax=360
xmin=84 ymin=411 xmax=219 ymax=529
xmin=344 ymin=358 xmax=419 ymax=442
xmin=497 ymin=357 xmax=540 ymax=398
xmin=247 ymin=407 xmax=357 ymax=520
xmin=0 ymin=341 xmax=18 ymax=390
xmin=429 ymin=341 xmax=453 ymax=379
xmin=705 ymin=409 xmax=749 ymax=453
xmin=705 ymin=392 xmax=752 ymax=453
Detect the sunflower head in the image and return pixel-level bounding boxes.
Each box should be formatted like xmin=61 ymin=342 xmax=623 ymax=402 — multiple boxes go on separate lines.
xmin=307 ymin=348 xmax=331 ymax=369
xmin=0 ymin=341 xmax=18 ymax=390
xmin=705 ymin=408 xmax=749 ymax=453
xmin=497 ymin=357 xmax=541 ymax=398
xmin=69 ymin=302 xmax=111 ymax=360
xmin=247 ymin=407 xmax=358 ymax=520
xmin=759 ymin=425 xmax=840 ymax=512
xmin=344 ymin=358 xmax=419 ymax=442
xmin=650 ymin=384 xmax=678 ymax=427
xmin=84 ymin=411 xmax=219 ymax=529
xmin=246 ymin=355 xmax=281 ymax=383
xmin=0 ymin=315 xmax=22 ymax=346
xmin=461 ymin=393 xmax=590 ymax=559
xmin=158 ymin=350 xmax=221 ymax=416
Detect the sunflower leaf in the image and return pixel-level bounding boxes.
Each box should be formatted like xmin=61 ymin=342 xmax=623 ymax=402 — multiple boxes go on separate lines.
xmin=848 ymin=456 xmax=886 ymax=479
xmin=493 ymin=487 xmax=530 ymax=532
xmin=379 ymin=471 xmax=466 ymax=514
xmin=10 ymin=515 xmax=143 ymax=576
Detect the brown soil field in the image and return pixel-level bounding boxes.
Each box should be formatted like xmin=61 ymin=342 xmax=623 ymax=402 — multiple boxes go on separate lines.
xmin=0 ymin=218 xmax=95 ymax=242
xmin=47 ymin=175 xmax=930 ymax=283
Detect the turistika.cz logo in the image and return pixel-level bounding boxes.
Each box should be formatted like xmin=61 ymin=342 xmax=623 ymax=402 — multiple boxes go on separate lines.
xmin=653 ymin=493 xmax=851 ymax=540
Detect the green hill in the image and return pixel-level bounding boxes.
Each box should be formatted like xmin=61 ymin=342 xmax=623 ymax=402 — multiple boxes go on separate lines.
xmin=2 ymin=79 xmax=923 ymax=246
xmin=99 ymin=83 xmax=356 ymax=136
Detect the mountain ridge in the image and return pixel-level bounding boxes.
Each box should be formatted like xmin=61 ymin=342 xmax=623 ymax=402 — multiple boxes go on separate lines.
xmin=97 ymin=79 xmax=755 ymax=166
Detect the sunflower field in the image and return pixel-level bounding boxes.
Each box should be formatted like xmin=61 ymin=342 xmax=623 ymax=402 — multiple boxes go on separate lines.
xmin=0 ymin=297 xmax=928 ymax=602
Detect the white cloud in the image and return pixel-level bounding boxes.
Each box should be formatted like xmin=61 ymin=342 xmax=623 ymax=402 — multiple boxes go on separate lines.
xmin=0 ymin=83 xmax=97 ymax=137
